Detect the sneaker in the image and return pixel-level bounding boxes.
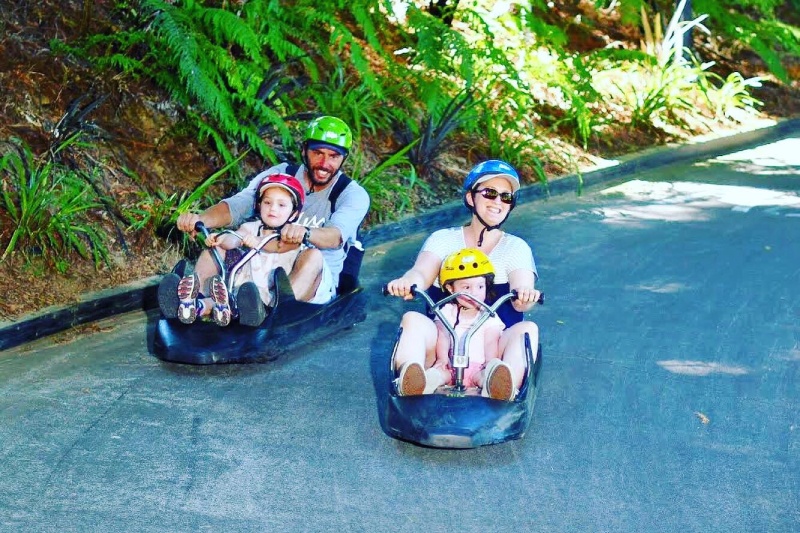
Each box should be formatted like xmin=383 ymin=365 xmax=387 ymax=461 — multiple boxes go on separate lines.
xmin=237 ymin=281 xmax=267 ymax=327
xmin=396 ymin=361 xmax=426 ymax=396
xmin=423 ymin=367 xmax=446 ymax=395
xmin=157 ymin=273 xmax=180 ymax=319
xmin=210 ymin=275 xmax=232 ymax=327
xmin=176 ymin=274 xmax=200 ymax=324
xmin=484 ymin=360 xmax=515 ymax=401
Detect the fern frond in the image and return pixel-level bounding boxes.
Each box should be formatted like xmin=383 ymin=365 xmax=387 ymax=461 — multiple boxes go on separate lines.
xmin=197 ymin=7 xmax=262 ymax=62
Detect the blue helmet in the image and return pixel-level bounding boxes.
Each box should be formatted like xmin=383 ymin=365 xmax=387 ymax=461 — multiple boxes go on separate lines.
xmin=463 ymin=160 xmax=520 ymax=210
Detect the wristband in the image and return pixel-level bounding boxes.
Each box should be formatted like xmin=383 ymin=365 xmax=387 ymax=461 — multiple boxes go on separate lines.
xmin=302 ymin=227 xmax=312 ymax=246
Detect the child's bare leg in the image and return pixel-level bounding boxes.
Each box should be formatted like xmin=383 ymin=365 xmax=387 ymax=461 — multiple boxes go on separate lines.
xmin=393 ymin=311 xmax=438 ymax=395
xmin=393 ymin=311 xmax=437 ymax=372
xmin=288 ymin=248 xmax=323 ymax=302
xmin=193 ymin=249 xmax=224 ymax=295
xmin=498 ymin=320 xmax=539 ymax=389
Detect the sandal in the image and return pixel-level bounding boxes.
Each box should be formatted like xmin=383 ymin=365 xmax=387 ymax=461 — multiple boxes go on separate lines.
xmin=176 ymin=274 xmax=199 ymax=324
xmin=210 ymin=275 xmax=232 ymax=327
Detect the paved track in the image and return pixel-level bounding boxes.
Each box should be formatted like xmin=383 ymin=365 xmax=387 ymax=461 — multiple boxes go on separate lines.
xmin=1 ymin=135 xmax=799 ymax=532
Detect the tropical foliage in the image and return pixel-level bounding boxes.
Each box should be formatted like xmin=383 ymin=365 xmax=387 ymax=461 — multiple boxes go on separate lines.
xmin=2 ymin=0 xmax=799 ymax=270
xmin=0 ymin=137 xmax=108 ymax=272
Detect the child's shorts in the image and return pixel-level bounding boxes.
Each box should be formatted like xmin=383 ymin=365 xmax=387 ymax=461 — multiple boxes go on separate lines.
xmin=308 ymin=258 xmax=336 ymax=305
xmin=446 ymin=363 xmax=484 ymax=389
xmin=224 ymin=247 xmax=335 ymax=306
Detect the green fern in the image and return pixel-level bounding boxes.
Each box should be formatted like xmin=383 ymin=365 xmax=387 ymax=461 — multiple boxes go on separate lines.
xmin=692 ymin=0 xmax=800 ymax=83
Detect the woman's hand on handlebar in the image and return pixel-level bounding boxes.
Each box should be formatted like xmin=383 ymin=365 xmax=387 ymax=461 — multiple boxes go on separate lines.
xmin=512 ymin=288 xmax=543 ymax=311
xmin=385 ymin=278 xmax=416 ymax=300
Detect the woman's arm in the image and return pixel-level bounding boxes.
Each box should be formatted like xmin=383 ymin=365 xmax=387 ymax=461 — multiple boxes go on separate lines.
xmin=386 ymin=250 xmax=441 ymax=300
xmin=508 ymin=268 xmax=541 ymax=313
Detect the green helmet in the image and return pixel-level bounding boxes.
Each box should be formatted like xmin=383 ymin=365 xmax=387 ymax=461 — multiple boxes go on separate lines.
xmin=304 ymin=116 xmax=353 ymax=152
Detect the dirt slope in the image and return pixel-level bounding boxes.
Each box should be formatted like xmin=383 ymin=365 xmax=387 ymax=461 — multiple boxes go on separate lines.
xmin=0 ymin=1 xmax=798 ymax=322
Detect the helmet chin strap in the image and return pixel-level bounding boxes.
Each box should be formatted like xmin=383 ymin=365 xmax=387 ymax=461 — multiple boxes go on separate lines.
xmin=258 ymin=222 xmax=283 ymax=235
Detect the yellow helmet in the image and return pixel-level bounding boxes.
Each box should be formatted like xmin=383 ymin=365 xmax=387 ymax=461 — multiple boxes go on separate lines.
xmin=439 ymin=248 xmax=495 ymax=288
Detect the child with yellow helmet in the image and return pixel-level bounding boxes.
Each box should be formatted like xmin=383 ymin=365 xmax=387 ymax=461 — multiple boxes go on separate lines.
xmin=397 ymin=248 xmax=514 ymax=399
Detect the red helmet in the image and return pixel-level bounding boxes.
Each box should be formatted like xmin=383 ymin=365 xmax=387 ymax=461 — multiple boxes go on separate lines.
xmin=255 ymin=173 xmax=305 ymax=214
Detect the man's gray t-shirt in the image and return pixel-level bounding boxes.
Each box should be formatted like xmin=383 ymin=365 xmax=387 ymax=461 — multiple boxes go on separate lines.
xmin=224 ymin=162 xmax=370 ymax=286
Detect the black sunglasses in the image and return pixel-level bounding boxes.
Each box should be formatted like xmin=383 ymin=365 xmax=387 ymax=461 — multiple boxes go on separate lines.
xmin=476 ymin=187 xmax=515 ymax=205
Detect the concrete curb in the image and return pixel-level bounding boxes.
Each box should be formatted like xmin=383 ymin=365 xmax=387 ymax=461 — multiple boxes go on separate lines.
xmin=2 ymin=118 xmax=798 ymax=351
xmin=0 ymin=276 xmax=162 ymax=351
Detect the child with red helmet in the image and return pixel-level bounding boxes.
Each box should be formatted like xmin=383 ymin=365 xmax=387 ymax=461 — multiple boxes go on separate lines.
xmin=179 ymin=173 xmax=306 ymax=326
xmin=159 ymin=116 xmax=370 ymax=327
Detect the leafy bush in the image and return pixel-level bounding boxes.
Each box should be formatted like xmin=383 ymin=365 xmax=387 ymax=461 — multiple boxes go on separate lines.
xmin=694 ymin=0 xmax=800 ymax=83
xmin=398 ymin=88 xmax=479 ymax=178
xmin=307 ymin=64 xmax=402 ymax=142
xmin=703 ymin=72 xmax=763 ymax=120
xmin=349 ymin=142 xmax=429 ymax=223
xmin=0 ymin=138 xmax=108 ymax=271
xmin=40 ymin=0 xmax=800 ymax=239
xmin=123 ymin=153 xmax=247 ymax=249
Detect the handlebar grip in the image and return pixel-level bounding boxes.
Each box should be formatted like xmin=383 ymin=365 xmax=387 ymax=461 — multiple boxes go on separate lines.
xmin=382 ymin=284 xmax=418 ymax=297
xmin=510 ymin=290 xmax=545 ymax=305
xmin=194 ymin=221 xmax=210 ymax=238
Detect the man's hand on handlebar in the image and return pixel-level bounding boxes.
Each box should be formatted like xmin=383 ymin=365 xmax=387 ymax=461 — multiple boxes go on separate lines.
xmin=280 ymin=223 xmax=307 ymax=246
xmin=176 ymin=213 xmax=204 ymax=236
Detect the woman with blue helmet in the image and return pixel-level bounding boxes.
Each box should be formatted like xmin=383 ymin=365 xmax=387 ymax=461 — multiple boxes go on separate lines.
xmin=385 ymin=160 xmax=542 ymax=400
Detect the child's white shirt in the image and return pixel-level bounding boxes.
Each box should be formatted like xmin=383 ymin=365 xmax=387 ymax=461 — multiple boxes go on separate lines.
xmin=232 ymin=220 xmax=303 ymax=306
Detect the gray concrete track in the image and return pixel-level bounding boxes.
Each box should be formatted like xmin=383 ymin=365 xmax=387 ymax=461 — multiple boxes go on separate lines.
xmin=1 ymin=136 xmax=799 ymax=532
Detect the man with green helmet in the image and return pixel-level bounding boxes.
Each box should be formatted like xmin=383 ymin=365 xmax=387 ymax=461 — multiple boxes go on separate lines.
xmin=162 ymin=115 xmax=369 ymax=326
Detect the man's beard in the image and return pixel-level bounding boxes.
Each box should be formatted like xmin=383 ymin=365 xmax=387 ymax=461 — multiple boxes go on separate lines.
xmin=309 ymin=165 xmax=337 ymax=186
